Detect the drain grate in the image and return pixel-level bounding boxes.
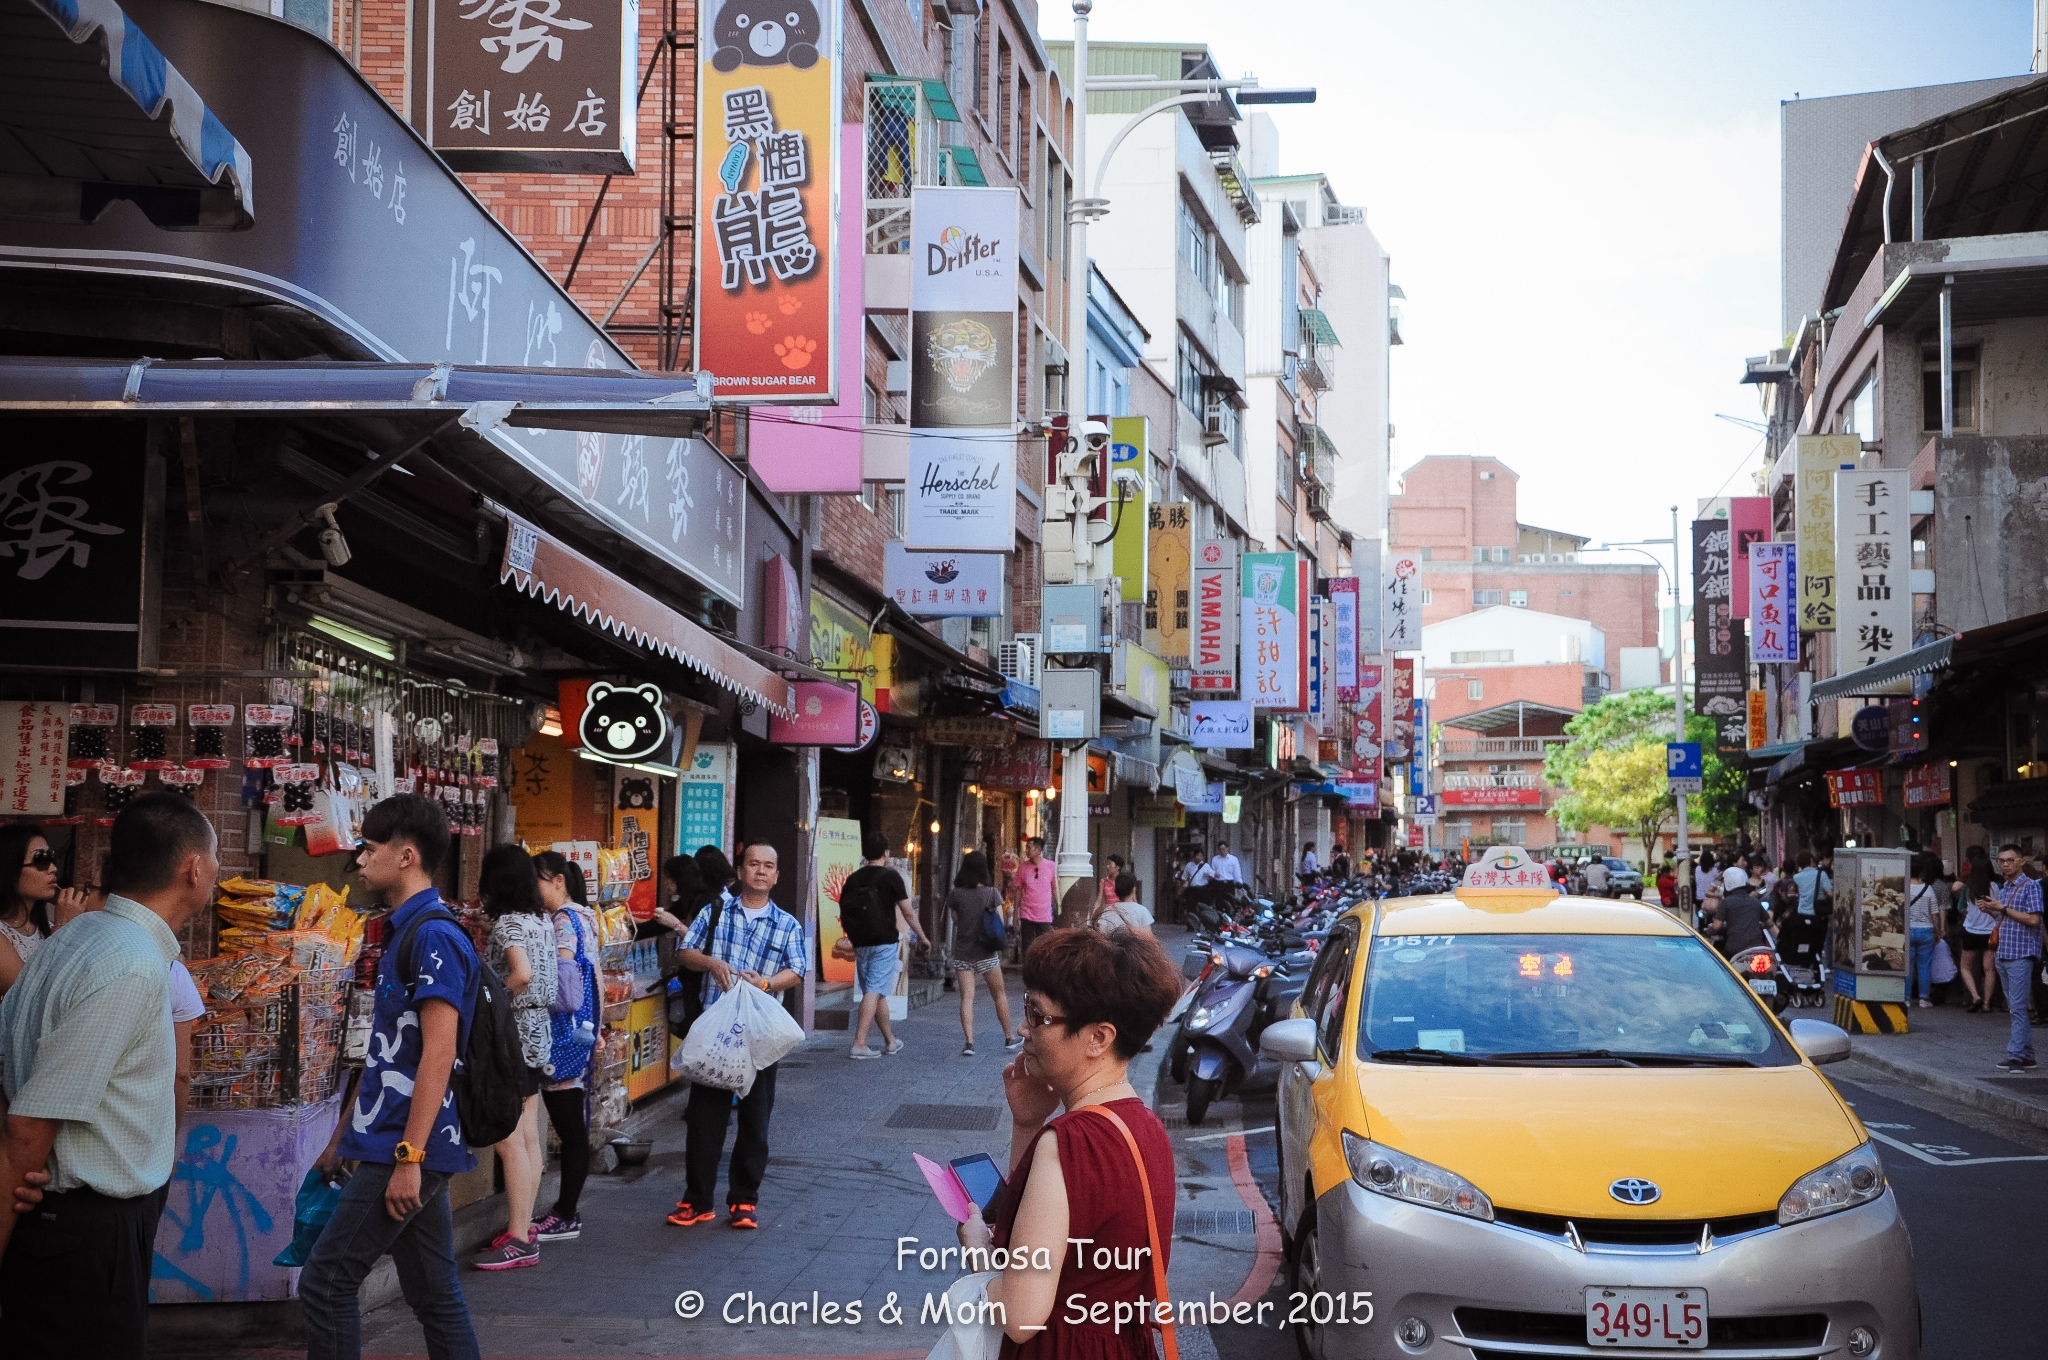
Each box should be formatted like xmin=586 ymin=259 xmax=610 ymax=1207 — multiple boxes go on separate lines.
xmin=1180 ymin=1209 xmax=1257 ymax=1235
xmin=885 ymin=1103 xmax=1004 ymax=1131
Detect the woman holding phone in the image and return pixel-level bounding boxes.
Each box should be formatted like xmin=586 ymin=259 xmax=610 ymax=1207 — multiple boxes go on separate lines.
xmin=958 ymin=927 xmax=1183 ymax=1356
xmin=0 ymin=823 xmax=91 ymax=998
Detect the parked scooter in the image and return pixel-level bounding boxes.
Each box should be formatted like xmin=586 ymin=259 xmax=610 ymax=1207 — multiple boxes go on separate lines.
xmin=1175 ymin=940 xmax=1310 ymax=1124
xmin=1729 ymin=934 xmax=1792 ymax=1017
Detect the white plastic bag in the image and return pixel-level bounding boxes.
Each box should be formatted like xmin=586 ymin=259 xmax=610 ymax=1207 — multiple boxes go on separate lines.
xmin=1931 ymin=938 xmax=1958 ymax=985
xmin=921 ymin=1273 xmax=1001 ymax=1360
xmin=670 ymin=983 xmax=755 ymax=1094
xmin=732 ymin=979 xmax=806 ymax=1071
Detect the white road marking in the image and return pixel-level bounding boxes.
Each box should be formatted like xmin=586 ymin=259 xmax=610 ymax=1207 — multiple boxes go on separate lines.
xmin=1185 ymin=1125 xmax=1275 ymax=1143
xmin=1866 ymin=1128 xmax=2048 ymax=1167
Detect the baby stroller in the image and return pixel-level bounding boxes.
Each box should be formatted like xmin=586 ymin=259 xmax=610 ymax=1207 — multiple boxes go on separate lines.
xmin=1774 ymin=911 xmax=1830 ymax=1008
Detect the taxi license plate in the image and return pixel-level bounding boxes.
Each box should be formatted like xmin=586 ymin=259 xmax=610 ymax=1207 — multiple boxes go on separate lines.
xmin=1586 ymin=1288 xmax=1707 ymax=1348
xmin=1748 ymin=978 xmax=1778 ymax=996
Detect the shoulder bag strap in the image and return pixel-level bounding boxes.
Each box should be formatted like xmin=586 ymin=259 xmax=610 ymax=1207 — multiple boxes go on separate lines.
xmin=1077 ymin=1105 xmax=1179 ymax=1360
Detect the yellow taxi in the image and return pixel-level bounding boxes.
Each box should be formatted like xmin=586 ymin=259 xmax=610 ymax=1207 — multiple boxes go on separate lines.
xmin=1261 ymin=847 xmax=1915 ymax=1360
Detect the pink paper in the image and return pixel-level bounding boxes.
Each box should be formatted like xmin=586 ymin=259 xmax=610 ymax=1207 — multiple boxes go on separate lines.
xmin=915 ymin=1153 xmax=975 ymax=1223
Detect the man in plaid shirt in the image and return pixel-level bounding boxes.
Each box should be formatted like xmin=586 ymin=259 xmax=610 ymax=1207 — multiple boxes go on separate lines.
xmin=668 ymin=842 xmax=807 ymax=1229
xmin=1979 ymin=844 xmax=2043 ymax=1072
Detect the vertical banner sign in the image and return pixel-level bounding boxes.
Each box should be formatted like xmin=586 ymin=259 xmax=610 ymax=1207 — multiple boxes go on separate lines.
xmin=1355 ymin=539 xmax=1383 ymax=656
xmin=1747 ymin=691 xmax=1769 ymax=751
xmin=815 ymin=816 xmax=863 ymax=986
xmin=1145 ymin=503 xmax=1191 ymax=663
xmin=1330 ymin=577 xmax=1360 ymax=701
xmin=1388 ymin=658 xmax=1415 ymax=764
xmin=1794 ymin=434 xmax=1858 ymax=632
xmin=1318 ymin=596 xmax=1338 ymax=736
xmin=1243 ymin=553 xmax=1303 ymax=710
xmin=1383 ymin=552 xmax=1421 ymax=651
xmin=1728 ymin=497 xmax=1771 ymax=618
xmin=1306 ymin=595 xmax=1326 ymax=724
xmin=1190 ymin=538 xmax=1239 ymax=692
xmin=424 ymin=0 xmax=639 ymax=173
xmin=1748 ymin=542 xmax=1799 ymax=664
xmin=1354 ymin=660 xmax=1385 ymax=771
xmin=1109 ymin=416 xmax=1149 ymax=602
xmin=694 ymin=0 xmax=840 ymax=402
xmin=1691 ymin=518 xmax=1747 ymax=752
xmin=1835 ymin=469 xmax=1913 ymax=691
xmin=905 ymin=186 xmax=1020 ymax=549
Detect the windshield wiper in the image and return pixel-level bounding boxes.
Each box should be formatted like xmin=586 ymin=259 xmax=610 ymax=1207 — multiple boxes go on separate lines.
xmin=1367 ymin=1047 xmax=1493 ymax=1066
xmin=1484 ymin=1049 xmax=1760 ymax=1068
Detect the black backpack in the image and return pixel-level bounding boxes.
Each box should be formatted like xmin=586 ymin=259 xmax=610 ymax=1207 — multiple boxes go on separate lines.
xmin=396 ymin=908 xmax=525 ymax=1149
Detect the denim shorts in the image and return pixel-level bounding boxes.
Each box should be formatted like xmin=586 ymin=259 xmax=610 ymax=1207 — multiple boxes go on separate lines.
xmin=855 ymin=943 xmax=900 ymax=994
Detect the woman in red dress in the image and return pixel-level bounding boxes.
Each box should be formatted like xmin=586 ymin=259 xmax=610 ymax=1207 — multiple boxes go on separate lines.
xmin=960 ymin=927 xmax=1184 ymax=1359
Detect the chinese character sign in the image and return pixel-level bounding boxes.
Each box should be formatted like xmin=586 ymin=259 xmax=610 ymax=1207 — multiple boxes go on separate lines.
xmin=1834 ymin=469 xmax=1912 ymax=687
xmin=1307 ymin=593 xmax=1325 ymax=722
xmin=0 ymin=703 xmax=67 ymax=818
xmin=1109 ymin=417 xmax=1149 ymax=603
xmin=1353 ymin=660 xmax=1385 ymax=771
xmin=1747 ymin=541 xmax=1799 ymax=664
xmin=1795 ymin=434 xmax=1857 ymax=631
xmin=1387 ymin=657 xmax=1415 ymax=763
xmin=694 ymin=0 xmax=840 ymax=403
xmin=1692 ymin=518 xmax=1747 ymax=753
xmin=1190 ymin=538 xmax=1238 ymax=692
xmin=426 ymin=0 xmax=637 ymax=173
xmin=1728 ymin=496 xmax=1771 ymax=618
xmin=1318 ymin=596 xmax=1338 ymax=736
xmin=1145 ymin=503 xmax=1192 ymax=663
xmin=1242 ymin=553 xmax=1306 ymax=711
xmin=1746 ymin=690 xmax=1768 ymax=751
xmin=1383 ymin=552 xmax=1421 ymax=651
xmin=882 ymin=543 xmax=1005 ymax=616
xmin=1330 ymin=577 xmax=1360 ymax=700
xmin=1 ymin=420 xmax=151 ymax=670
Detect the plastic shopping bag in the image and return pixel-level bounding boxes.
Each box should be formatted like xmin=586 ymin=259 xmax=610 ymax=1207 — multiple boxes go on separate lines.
xmin=273 ymin=1168 xmax=347 ymax=1267
xmin=732 ymin=977 xmax=806 ymax=1071
xmin=670 ymin=982 xmax=756 ymax=1094
xmin=920 ymin=1273 xmax=1002 ymax=1360
xmin=1931 ymin=938 xmax=1958 ymax=985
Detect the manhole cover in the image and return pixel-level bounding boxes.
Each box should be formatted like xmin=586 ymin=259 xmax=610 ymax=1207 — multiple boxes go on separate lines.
xmin=1180 ymin=1209 xmax=1256 ymax=1235
xmin=886 ymin=1103 xmax=1003 ymax=1131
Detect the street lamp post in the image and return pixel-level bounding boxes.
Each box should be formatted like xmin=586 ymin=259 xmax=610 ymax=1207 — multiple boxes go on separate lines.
xmin=1598 ymin=509 xmax=1688 ymax=911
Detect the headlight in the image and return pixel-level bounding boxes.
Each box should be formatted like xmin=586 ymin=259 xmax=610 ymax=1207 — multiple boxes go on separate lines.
xmin=1778 ymin=1142 xmax=1886 ymax=1225
xmin=1189 ymin=1007 xmax=1213 ymax=1030
xmin=1342 ymin=1131 xmax=1493 ymax=1222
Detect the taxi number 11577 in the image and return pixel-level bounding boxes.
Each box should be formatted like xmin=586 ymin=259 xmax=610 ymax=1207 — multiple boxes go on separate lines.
xmin=1586 ymin=1287 xmax=1707 ymax=1348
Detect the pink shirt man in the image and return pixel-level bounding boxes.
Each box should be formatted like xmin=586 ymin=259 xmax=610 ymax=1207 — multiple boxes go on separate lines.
xmin=1012 ymin=854 xmax=1055 ymax=924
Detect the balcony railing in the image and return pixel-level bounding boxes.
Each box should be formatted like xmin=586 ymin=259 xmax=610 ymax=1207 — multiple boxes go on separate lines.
xmin=1298 ymin=308 xmax=1339 ymax=390
xmin=1442 ymin=773 xmax=1541 ymax=789
xmin=1209 ymin=146 xmax=1261 ymax=226
xmin=864 ymin=81 xmax=943 ymax=254
xmin=1298 ymin=423 xmax=1337 ymax=521
xmin=1438 ymin=737 xmax=1568 ymax=758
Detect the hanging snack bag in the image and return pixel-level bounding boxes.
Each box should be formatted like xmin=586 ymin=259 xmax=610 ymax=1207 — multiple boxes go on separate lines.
xmin=68 ymin=704 xmax=118 ymax=768
xmin=187 ymin=704 xmax=236 ymax=769
xmin=128 ymin=704 xmax=179 ymax=770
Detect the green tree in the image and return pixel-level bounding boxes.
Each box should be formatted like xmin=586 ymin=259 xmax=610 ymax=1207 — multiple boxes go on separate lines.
xmin=1545 ymin=690 xmax=1742 ymax=861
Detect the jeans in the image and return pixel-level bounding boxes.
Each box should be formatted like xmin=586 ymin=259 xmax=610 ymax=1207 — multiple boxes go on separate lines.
xmin=685 ymin=1061 xmax=778 ymax=1209
xmin=299 ymin=1162 xmax=479 ymax=1360
xmin=1996 ymin=957 xmax=2039 ymax=1062
xmin=0 ymin=1184 xmax=166 ymax=1359
xmin=1908 ymin=927 xmax=1937 ymax=1001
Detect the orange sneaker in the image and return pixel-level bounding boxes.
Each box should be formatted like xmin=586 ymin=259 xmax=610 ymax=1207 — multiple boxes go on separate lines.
xmin=728 ymin=1203 xmax=758 ymax=1229
xmin=666 ymin=1201 xmax=714 ymax=1227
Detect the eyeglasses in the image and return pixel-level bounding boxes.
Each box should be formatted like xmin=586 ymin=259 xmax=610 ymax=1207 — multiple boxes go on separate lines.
xmin=1023 ymin=998 xmax=1069 ymax=1030
xmin=26 ymin=849 xmax=57 ymax=870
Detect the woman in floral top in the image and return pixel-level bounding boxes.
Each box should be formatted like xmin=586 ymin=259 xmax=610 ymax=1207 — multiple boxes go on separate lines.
xmin=475 ymin=846 xmax=558 ymax=1270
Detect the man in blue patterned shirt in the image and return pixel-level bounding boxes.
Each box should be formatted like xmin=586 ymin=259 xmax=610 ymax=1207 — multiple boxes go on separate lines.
xmin=1979 ymin=844 xmax=2043 ymax=1073
xmin=667 ymin=841 xmax=806 ymax=1231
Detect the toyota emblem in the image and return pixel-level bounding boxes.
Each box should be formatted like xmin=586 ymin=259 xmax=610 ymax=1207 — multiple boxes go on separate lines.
xmin=1609 ymin=1178 xmax=1661 ymax=1206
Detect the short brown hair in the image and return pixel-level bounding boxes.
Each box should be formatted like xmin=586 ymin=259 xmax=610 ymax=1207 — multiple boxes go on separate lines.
xmin=1021 ymin=927 xmax=1182 ymax=1060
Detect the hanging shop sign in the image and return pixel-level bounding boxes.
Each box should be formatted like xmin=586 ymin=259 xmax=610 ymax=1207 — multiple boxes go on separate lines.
xmin=1794 ymin=434 xmax=1857 ymax=632
xmin=924 ymin=716 xmax=1015 ymax=747
xmin=809 ymin=593 xmax=882 ymax=706
xmin=577 ymin=681 xmax=671 ymax=763
xmin=981 ymin=741 xmax=1051 ymax=791
xmin=1330 ymin=577 xmax=1360 ymax=701
xmin=1115 ymin=641 xmax=1170 ymax=718
xmin=1243 ymin=552 xmax=1307 ymax=711
xmin=693 ymin=0 xmax=841 ymax=402
xmin=1144 ymin=503 xmax=1191 ymax=663
xmin=1 ymin=703 xmax=67 ymax=818
xmin=883 ymin=542 xmax=1005 ymax=616
xmin=1353 ymin=660 xmax=1385 ymax=769
xmin=1 ymin=421 xmax=162 ymax=672
xmin=1189 ymin=538 xmax=1238 ymax=691
xmin=1903 ymin=763 xmax=1951 ymax=809
xmin=761 ymin=554 xmax=806 ymax=655
xmin=1387 ymin=658 xmax=1415 ymax=764
xmin=1354 ymin=539 xmax=1382 ymax=656
xmin=1727 ymin=497 xmax=1771 ymax=618
xmin=1825 ymin=768 xmax=1883 ymax=808
xmin=1183 ymin=780 xmax=1225 ymax=815
xmin=1134 ymin=794 xmax=1185 ymax=829
xmin=1746 ymin=691 xmax=1768 ymax=751
xmin=1834 ymin=468 xmax=1912 ymax=693
xmin=1442 ymin=787 xmax=1542 ymax=807
xmin=421 ymin=0 xmax=638 ymax=173
xmin=1747 ymin=541 xmax=1798 ymax=664
xmin=768 ymin=680 xmax=861 ymax=745
xmin=1222 ymin=793 xmax=1242 ymax=823
xmin=1306 ymin=593 xmax=1325 ymax=723
xmin=1190 ymin=700 xmax=1254 ymax=750
xmin=1109 ymin=416 xmax=1149 ymax=603
xmin=679 ymin=745 xmax=731 ymax=851
xmin=1317 ymin=596 xmax=1338 ymax=737
xmin=1886 ymin=696 xmax=1925 ymax=756
xmin=816 ymin=816 xmax=863 ymax=986
xmin=905 ymin=186 xmax=1020 ymax=550
xmin=1691 ymin=518 xmax=1747 ymax=753
xmin=1382 ymin=551 xmax=1421 ymax=652
xmin=1848 ymin=704 xmax=1889 ymax=752
xmin=832 ymin=700 xmax=880 ymax=753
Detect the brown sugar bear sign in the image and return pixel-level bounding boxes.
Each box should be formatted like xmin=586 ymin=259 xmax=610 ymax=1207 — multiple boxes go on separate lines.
xmin=710 ymin=0 xmax=822 ymax=72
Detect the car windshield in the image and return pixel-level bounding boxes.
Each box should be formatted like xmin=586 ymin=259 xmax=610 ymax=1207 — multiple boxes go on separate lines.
xmin=1359 ymin=932 xmax=1794 ymax=1066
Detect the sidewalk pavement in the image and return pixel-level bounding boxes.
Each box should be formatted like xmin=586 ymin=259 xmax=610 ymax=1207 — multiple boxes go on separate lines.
xmin=352 ymin=922 xmax=1278 ymax=1359
xmin=1830 ymin=995 xmax=2048 ymax=1131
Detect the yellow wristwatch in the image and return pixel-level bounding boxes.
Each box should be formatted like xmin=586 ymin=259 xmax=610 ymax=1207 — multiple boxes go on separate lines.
xmin=393 ymin=1141 xmax=427 ymax=1165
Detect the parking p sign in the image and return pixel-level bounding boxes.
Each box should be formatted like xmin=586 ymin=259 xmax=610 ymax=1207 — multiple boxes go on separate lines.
xmin=1667 ymin=742 xmax=1703 ymax=794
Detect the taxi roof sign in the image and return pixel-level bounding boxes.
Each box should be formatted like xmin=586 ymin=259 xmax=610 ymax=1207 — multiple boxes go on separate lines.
xmin=1459 ymin=845 xmax=1557 ymax=893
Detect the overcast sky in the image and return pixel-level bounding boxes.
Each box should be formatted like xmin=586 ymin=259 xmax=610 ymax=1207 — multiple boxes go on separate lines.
xmin=1041 ymin=0 xmax=2032 ymax=560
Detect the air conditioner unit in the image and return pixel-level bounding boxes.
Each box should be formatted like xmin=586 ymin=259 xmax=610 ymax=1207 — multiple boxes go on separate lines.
xmin=999 ymin=633 xmax=1041 ymax=689
xmin=1202 ymin=401 xmax=1230 ymax=447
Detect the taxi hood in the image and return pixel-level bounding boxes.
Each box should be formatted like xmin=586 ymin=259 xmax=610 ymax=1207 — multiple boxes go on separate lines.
xmin=1355 ymin=1063 xmax=1864 ymax=1220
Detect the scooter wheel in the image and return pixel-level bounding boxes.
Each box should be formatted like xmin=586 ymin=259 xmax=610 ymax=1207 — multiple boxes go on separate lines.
xmin=1186 ymin=1074 xmax=1219 ymax=1127
xmin=1169 ymin=1040 xmax=1190 ymax=1084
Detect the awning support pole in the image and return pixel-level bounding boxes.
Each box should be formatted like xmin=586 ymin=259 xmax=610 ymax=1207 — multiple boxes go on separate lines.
xmin=1911 ymin=157 xmax=1925 ymax=241
xmin=1940 ymin=274 xmax=1955 ymax=439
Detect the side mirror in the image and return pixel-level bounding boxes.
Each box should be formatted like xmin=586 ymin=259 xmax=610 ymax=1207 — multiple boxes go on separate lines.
xmin=1261 ymin=1017 xmax=1319 ymax=1064
xmin=1788 ymin=1018 xmax=1852 ymax=1066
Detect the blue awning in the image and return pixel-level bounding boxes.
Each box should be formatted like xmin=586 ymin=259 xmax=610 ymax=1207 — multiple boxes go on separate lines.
xmin=1 ymin=0 xmax=255 ymax=229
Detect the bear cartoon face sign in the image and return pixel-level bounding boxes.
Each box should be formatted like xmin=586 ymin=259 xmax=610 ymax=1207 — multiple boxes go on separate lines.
xmin=579 ymin=682 xmax=669 ymax=762
xmin=709 ymin=0 xmax=821 ymax=72
xmin=616 ymin=777 xmax=657 ymax=810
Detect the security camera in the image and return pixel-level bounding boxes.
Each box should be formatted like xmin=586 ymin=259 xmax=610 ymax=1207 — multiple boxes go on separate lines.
xmin=1082 ymin=419 xmax=1112 ymax=452
xmin=315 ymin=503 xmax=351 ymax=567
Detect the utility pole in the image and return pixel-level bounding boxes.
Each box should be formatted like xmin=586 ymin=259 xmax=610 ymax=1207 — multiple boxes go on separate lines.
xmin=1670 ymin=504 xmax=1690 ymax=915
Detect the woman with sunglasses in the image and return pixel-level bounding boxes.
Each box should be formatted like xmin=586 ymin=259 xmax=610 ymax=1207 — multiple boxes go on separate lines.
xmin=0 ymin=823 xmax=90 ymax=997
xmin=960 ymin=926 xmax=1183 ymax=1356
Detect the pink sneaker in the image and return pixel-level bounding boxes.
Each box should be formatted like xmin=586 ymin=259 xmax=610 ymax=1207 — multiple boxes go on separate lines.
xmin=472 ymin=1230 xmax=539 ymax=1270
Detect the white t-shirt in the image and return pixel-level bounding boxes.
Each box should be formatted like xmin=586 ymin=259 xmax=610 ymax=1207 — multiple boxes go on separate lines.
xmin=1583 ymin=861 xmax=1610 ymax=891
xmin=1184 ymin=861 xmax=1214 ymax=887
xmin=1098 ymin=901 xmax=1155 ymax=933
xmin=169 ymin=959 xmax=207 ymax=1024
xmin=1211 ymin=853 xmax=1244 ymax=883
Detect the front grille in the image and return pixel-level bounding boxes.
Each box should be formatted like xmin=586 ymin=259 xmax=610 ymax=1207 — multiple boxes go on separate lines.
xmin=1493 ymin=1208 xmax=1779 ymax=1247
xmin=1458 ymin=1308 xmax=1828 ymax=1351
